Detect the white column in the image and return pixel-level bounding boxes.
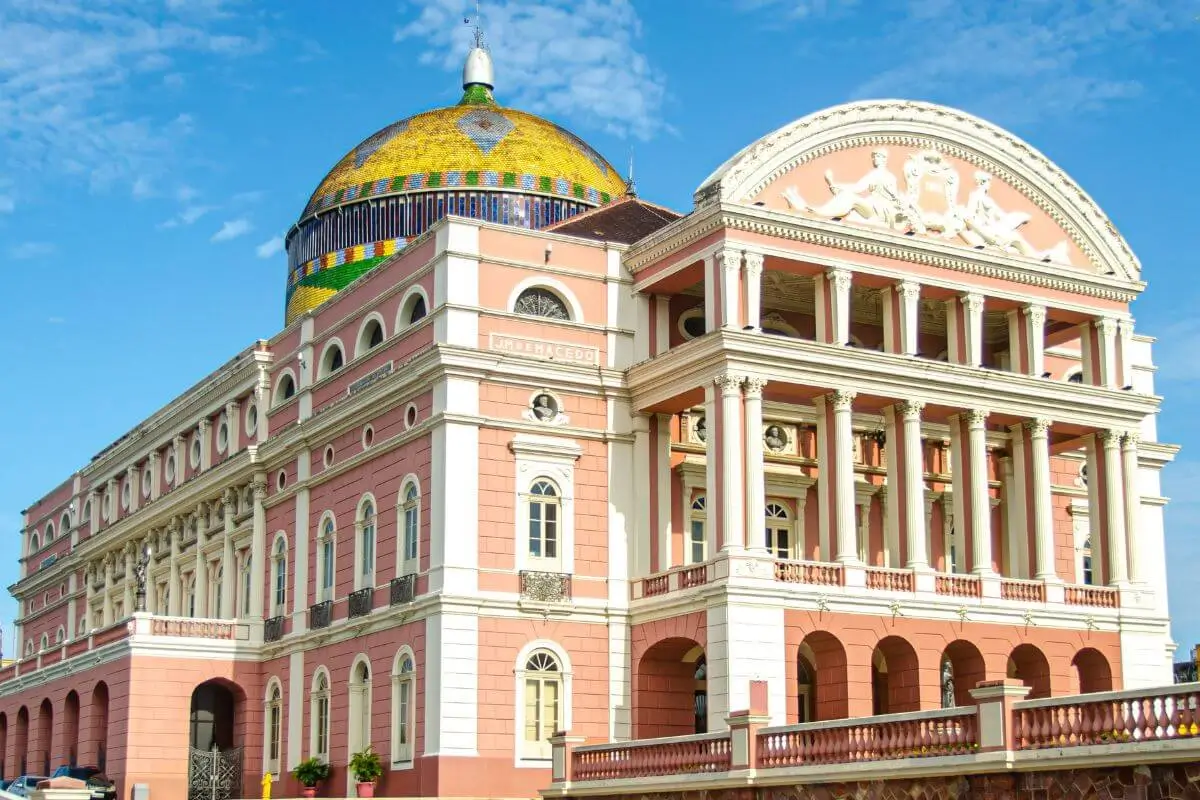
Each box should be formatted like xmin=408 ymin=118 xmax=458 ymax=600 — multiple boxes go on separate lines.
xmin=828 ymin=269 xmax=852 ymax=345
xmin=1026 ymin=419 xmax=1057 ymax=581
xmin=900 ymin=401 xmax=929 ymax=570
xmin=126 ymin=467 xmax=140 ymax=513
xmin=123 ymin=546 xmax=135 ymax=615
xmin=148 ymin=453 xmax=161 ymax=501
xmin=1117 ymin=318 xmax=1135 ymax=390
xmin=142 ymin=537 xmax=156 ymax=614
xmin=83 ymin=565 xmax=95 ymax=631
xmin=703 ymin=384 xmax=719 ymax=557
xmin=1121 ymin=432 xmax=1142 ymax=583
xmin=631 ymin=413 xmax=651 ymax=576
xmin=703 ymin=255 xmax=717 ymax=332
xmin=884 ymin=406 xmax=902 ymax=566
xmin=743 ymin=252 xmax=763 ymax=331
xmin=1095 ymin=318 xmax=1119 ymax=388
xmin=830 ymin=390 xmax=858 ymax=563
xmin=251 ymin=476 xmax=268 ymax=618
xmin=743 ymin=378 xmax=767 ymax=553
xmin=193 ymin=507 xmax=209 ymax=617
xmin=222 ymin=491 xmax=237 ymax=618
xmin=966 ymin=410 xmax=994 ymax=575
xmin=102 ymin=558 xmax=114 ymax=626
xmin=1007 ymin=428 xmax=1031 ymax=579
xmin=171 ymin=437 xmax=184 ymax=488
xmin=898 ymin=281 xmax=920 ymax=355
xmin=225 ymin=401 xmax=242 ymax=454
xmin=168 ymin=522 xmax=182 ymax=616
xmin=1100 ymin=430 xmax=1129 ymax=585
xmin=653 ymin=413 xmax=673 ymax=572
xmin=962 ymin=294 xmax=985 ymax=367
xmin=717 ymin=373 xmax=745 ymax=550
xmin=1023 ymin=305 xmax=1047 ymax=377
xmin=717 ymin=250 xmax=741 ymax=329
xmin=199 ymin=419 xmax=213 ymax=471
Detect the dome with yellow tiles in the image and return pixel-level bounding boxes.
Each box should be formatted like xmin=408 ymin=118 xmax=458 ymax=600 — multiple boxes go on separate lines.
xmin=284 ymin=46 xmax=628 ymax=324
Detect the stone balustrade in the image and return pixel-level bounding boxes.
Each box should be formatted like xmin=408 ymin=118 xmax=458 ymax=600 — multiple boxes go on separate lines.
xmin=546 ymin=681 xmax=1200 ymax=794
xmin=774 ymin=560 xmax=844 ymax=586
xmin=632 ymin=563 xmax=713 ymax=600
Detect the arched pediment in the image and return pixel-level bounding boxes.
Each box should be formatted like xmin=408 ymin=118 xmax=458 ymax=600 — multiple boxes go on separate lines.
xmin=695 ymin=100 xmax=1140 ymax=281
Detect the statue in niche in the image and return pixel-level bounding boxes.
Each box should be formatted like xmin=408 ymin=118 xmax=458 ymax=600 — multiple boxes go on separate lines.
xmin=694 ymin=416 xmax=707 ymax=443
xmin=960 ymin=172 xmax=1070 ymax=264
xmin=783 ymin=149 xmax=925 ymax=234
xmin=941 ymin=658 xmax=956 ymax=708
xmin=764 ymin=425 xmax=789 ymax=453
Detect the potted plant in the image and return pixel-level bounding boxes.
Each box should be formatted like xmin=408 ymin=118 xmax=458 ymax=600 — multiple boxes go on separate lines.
xmin=349 ymin=745 xmax=383 ymax=798
xmin=293 ymin=757 xmax=330 ymax=798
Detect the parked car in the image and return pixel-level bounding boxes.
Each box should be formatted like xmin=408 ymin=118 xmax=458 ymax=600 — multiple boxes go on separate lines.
xmin=50 ymin=767 xmax=116 ymax=800
xmin=5 ymin=776 xmax=49 ymax=797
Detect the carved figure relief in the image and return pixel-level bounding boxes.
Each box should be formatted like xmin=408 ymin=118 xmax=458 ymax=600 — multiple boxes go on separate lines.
xmin=782 ymin=147 xmax=1072 ymax=265
xmin=764 ymin=425 xmax=789 ymax=454
xmin=522 ymin=392 xmax=569 ymax=426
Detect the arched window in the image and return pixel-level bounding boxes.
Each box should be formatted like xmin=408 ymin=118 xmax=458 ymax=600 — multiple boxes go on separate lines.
xmin=277 ymin=373 xmax=296 ymax=402
xmin=45 ymin=523 xmax=55 ymax=544
xmin=211 ymin=566 xmax=224 ymax=618
xmin=357 ymin=500 xmax=376 ymax=589
xmin=360 ymin=318 xmax=385 ymax=354
xmin=25 ymin=640 xmax=33 ymax=657
xmin=407 ymin=295 xmax=427 ymax=324
xmin=526 ymin=480 xmax=560 ymax=568
xmin=271 ymin=536 xmax=287 ymax=616
xmin=688 ymin=495 xmax=707 ymax=565
xmin=320 ymin=342 xmax=345 ymax=378
xmin=55 ymin=626 xmax=65 ymax=645
xmin=1081 ymin=538 xmax=1094 ymax=585
xmin=240 ymin=555 xmax=253 ymax=618
xmin=348 ymin=659 xmax=372 ymax=757
xmin=519 ymin=650 xmax=563 ymax=760
xmin=391 ymin=650 xmax=416 ymax=765
xmin=1068 ymin=371 xmax=1085 ymax=384
xmin=310 ymin=669 xmax=331 ymax=762
xmin=265 ymin=681 xmax=283 ymax=775
xmin=765 ymin=502 xmax=793 ymax=559
xmin=398 ymin=289 xmax=429 ymax=329
xmin=40 ymin=633 xmax=49 ymax=651
xmin=186 ymin=574 xmax=197 ymax=618
xmin=513 ymin=288 xmax=569 ymax=321
xmin=158 ymin=584 xmax=170 ymax=616
xmin=317 ymin=516 xmax=336 ymax=602
xmin=29 ymin=532 xmax=39 ymax=553
xmin=401 ymin=482 xmax=419 ymax=572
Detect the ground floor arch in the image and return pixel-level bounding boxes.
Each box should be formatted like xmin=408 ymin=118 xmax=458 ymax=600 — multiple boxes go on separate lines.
xmin=1009 ymin=644 xmax=1052 ymax=699
xmin=1072 ymin=647 xmax=1114 ymax=694
xmin=871 ymin=636 xmax=920 ymax=714
xmin=634 ymin=637 xmax=706 ymax=738
xmin=91 ymin=682 xmax=110 ymax=772
xmin=36 ymin=698 xmax=53 ymax=776
xmin=64 ymin=690 xmax=80 ymax=767
xmin=798 ymin=631 xmax=849 ymax=721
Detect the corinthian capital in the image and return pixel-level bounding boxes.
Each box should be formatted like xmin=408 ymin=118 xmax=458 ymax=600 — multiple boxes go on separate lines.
xmin=743 ymin=251 xmax=764 ymax=276
xmin=1023 ymin=418 xmax=1052 ymax=438
xmin=1023 ymin=304 xmax=1047 ymax=326
xmin=965 ymin=408 xmax=989 ymax=428
xmin=960 ymin=293 xmax=985 ymax=314
xmin=714 ymin=373 xmax=744 ymax=396
xmin=742 ymin=377 xmax=768 ymax=399
xmin=898 ymin=399 xmax=925 ymax=420
xmin=1098 ymin=429 xmax=1123 ymax=448
xmin=251 ymin=480 xmax=269 ymax=502
xmin=897 ymin=281 xmax=921 ymax=301
xmin=827 ymin=268 xmax=852 ymax=292
xmin=828 ymin=389 xmax=856 ymax=412
xmin=1122 ymin=430 xmax=1141 ymax=448
xmin=716 ymin=250 xmax=742 ymax=273
xmin=1095 ymin=317 xmax=1119 ymax=335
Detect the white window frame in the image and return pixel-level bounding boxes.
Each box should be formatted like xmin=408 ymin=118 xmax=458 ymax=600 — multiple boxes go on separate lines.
xmin=687 ymin=495 xmax=707 ymax=565
xmin=310 ymin=667 xmax=331 ymax=763
xmin=186 ymin=573 xmax=197 ymax=618
xmin=318 ymin=338 xmax=346 ymax=380
xmin=506 ymin=276 xmax=584 ymax=323
xmin=396 ymin=285 xmax=430 ymax=330
xmin=524 ymin=478 xmax=563 ymax=571
xmin=390 ymin=647 xmax=416 ymax=767
xmin=348 ymin=655 xmax=373 ymax=757
xmin=513 ymin=640 xmax=572 ymax=766
xmin=316 ymin=513 xmax=337 ymax=603
xmin=273 ymin=369 xmax=297 ymax=406
xmin=765 ymin=500 xmax=794 ymax=559
xmin=355 ymin=312 xmax=388 ymax=359
xmin=511 ymin=435 xmax=581 ymax=576
xmin=240 ymin=553 xmax=253 ymax=618
xmin=270 ymin=533 xmax=288 ymax=616
xmin=264 ymin=679 xmax=283 ymax=776
xmin=355 ymin=495 xmax=377 ymax=590
xmin=210 ymin=565 xmax=223 ymax=618
xmin=398 ymin=477 xmax=420 ymax=577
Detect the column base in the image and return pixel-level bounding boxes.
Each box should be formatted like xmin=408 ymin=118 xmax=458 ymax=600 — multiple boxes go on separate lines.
xmin=1041 ymin=577 xmax=1065 ymax=604
xmin=841 ymin=562 xmax=866 ymax=588
xmin=978 ymin=571 xmax=1001 ymax=599
xmin=910 ymin=566 xmax=936 ymax=594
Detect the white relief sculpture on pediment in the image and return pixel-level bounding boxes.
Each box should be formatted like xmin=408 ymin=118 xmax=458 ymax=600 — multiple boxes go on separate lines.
xmin=782 ymin=147 xmax=1072 ymax=266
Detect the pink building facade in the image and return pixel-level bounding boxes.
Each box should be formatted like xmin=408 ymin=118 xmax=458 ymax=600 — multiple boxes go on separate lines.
xmin=1 ymin=92 xmax=1178 ymax=799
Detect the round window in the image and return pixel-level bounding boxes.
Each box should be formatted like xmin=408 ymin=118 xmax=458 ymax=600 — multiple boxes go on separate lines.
xmin=405 ymin=404 xmax=418 ymax=430
xmin=246 ymin=404 xmax=259 ymax=436
xmin=190 ymin=436 xmax=202 ymax=468
xmin=276 ymin=470 xmax=287 ymax=492
xmin=362 ymin=425 xmax=375 ymax=449
xmin=141 ymin=469 xmax=152 ymax=497
xmin=165 ymin=455 xmax=176 ymax=484
xmin=323 ymin=445 xmax=335 ymax=469
xmin=121 ymin=480 xmax=132 ymax=510
xmin=217 ymin=419 xmax=229 ymax=453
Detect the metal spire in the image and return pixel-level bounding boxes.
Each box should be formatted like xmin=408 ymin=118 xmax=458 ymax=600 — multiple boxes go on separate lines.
xmin=625 ymin=146 xmax=637 ymax=197
xmin=461 ymin=0 xmax=495 ymax=96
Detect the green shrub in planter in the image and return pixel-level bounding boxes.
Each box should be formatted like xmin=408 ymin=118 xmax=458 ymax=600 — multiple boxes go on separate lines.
xmin=293 ymin=756 xmax=330 ymax=788
xmin=350 ymin=746 xmax=384 ymax=784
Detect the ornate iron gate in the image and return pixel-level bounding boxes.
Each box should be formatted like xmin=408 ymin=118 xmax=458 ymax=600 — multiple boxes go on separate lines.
xmin=188 ymin=744 xmax=242 ymax=800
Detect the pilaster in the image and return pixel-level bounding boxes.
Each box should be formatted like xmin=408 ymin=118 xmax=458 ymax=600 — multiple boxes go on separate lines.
xmin=743 ymin=252 xmax=764 ymax=331
xmin=716 ymin=373 xmax=745 ymax=550
xmin=716 ymin=249 xmax=742 ymax=329
xmin=743 ymin=378 xmax=767 ymax=554
xmin=1100 ymin=429 xmax=1129 ymax=585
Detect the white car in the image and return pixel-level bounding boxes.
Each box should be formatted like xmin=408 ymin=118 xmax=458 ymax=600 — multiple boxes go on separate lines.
xmin=4 ymin=776 xmax=50 ymax=798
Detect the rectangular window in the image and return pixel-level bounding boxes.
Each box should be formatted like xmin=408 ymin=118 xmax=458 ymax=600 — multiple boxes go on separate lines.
xmin=404 ymin=509 xmax=418 ymax=562
xmin=689 ymin=520 xmax=706 ymax=565
xmin=316 ymin=696 xmax=329 ymax=758
xmin=398 ymin=680 xmax=411 ymax=757
xmin=321 ymin=540 xmax=334 ymax=600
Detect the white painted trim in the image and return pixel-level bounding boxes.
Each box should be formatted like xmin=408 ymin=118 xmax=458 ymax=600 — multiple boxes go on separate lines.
xmin=513 ymin=639 xmax=573 ymax=767
xmin=510 ymin=435 xmax=583 ymax=576
xmin=309 ymin=664 xmax=332 ymax=762
xmin=396 ymin=285 xmax=431 ymax=331
xmin=273 ymin=368 xmax=298 ymax=408
xmin=396 ymin=473 xmax=421 ymax=577
xmin=354 ymin=311 xmax=388 ymax=360
xmin=390 ymin=645 xmax=417 ymax=767
xmin=506 ymin=275 xmax=586 ymax=323
xmin=317 ymin=337 xmax=347 ymax=380
xmin=354 ymin=493 xmax=379 ymax=590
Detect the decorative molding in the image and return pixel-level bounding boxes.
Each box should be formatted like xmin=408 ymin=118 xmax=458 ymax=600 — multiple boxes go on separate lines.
xmin=1024 ymin=418 xmax=1052 ymax=438
xmin=742 ymin=377 xmax=768 ymax=399
xmin=714 ymin=373 xmax=745 ymax=395
xmin=693 ymin=100 xmax=1140 ymax=281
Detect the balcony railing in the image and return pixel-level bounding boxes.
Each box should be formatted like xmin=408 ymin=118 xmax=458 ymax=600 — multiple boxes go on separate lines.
xmin=774 ymin=560 xmax=844 ymax=586
xmin=149 ymin=616 xmax=240 ymax=640
xmin=390 ymin=574 xmax=416 ymax=606
xmin=520 ymin=570 xmax=572 ymax=603
xmin=348 ymin=587 xmax=374 ymax=618
xmin=263 ymin=615 xmax=285 ymax=643
xmin=865 ymin=566 xmax=914 ymax=592
xmin=1014 ymin=683 xmax=1200 ymax=749
xmin=308 ymin=600 xmax=332 ymax=629
xmin=1001 ymin=578 xmax=1045 ymax=603
xmin=935 ymin=573 xmax=982 ymax=598
xmin=1065 ymin=584 xmax=1118 ymax=608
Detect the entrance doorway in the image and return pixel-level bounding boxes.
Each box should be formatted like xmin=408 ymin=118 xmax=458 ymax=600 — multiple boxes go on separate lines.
xmin=187 ymin=681 xmax=243 ymax=800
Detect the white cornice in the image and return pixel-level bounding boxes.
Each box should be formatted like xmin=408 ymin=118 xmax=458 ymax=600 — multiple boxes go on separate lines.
xmin=628 ymin=331 xmax=1159 ymax=431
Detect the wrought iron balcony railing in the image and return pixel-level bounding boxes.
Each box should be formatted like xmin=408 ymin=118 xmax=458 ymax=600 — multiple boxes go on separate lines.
xmin=263 ymin=615 xmax=285 ymax=643
xmin=309 ymin=600 xmax=332 ymax=629
xmin=390 ymin=574 xmax=416 ymax=606
xmin=519 ymin=570 xmax=572 ymax=604
xmin=348 ymin=587 xmax=374 ymax=618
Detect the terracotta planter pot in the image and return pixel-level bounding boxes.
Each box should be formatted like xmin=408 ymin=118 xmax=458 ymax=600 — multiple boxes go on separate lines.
xmin=356 ymin=782 xmax=376 ymax=798
xmin=301 ymin=787 xmax=317 ymax=798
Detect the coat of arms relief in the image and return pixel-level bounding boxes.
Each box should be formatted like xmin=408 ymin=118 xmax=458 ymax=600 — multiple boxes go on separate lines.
xmin=781 ymin=148 xmax=1071 ymax=265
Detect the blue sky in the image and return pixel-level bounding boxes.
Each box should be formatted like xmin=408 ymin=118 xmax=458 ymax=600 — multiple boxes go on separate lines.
xmin=0 ymin=0 xmax=1198 ymax=659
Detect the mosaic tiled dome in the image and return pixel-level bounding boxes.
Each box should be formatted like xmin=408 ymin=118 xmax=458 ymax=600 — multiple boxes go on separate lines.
xmin=284 ymin=47 xmax=628 ymax=324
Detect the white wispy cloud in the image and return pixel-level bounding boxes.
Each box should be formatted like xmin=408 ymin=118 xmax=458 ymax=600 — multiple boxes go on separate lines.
xmin=741 ymin=0 xmax=1187 ymax=124
xmin=396 ymin=0 xmax=668 ymax=139
xmin=0 ymin=0 xmax=262 ymax=197
xmin=211 ymin=217 xmax=252 ymax=242
xmin=10 ymin=241 xmax=56 ymax=260
xmin=255 ymin=234 xmax=284 ymax=259
xmin=160 ymin=204 xmax=216 ymax=229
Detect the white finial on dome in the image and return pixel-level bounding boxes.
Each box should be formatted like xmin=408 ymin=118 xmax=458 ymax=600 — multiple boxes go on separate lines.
xmin=462 ymin=1 xmax=494 ymax=91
